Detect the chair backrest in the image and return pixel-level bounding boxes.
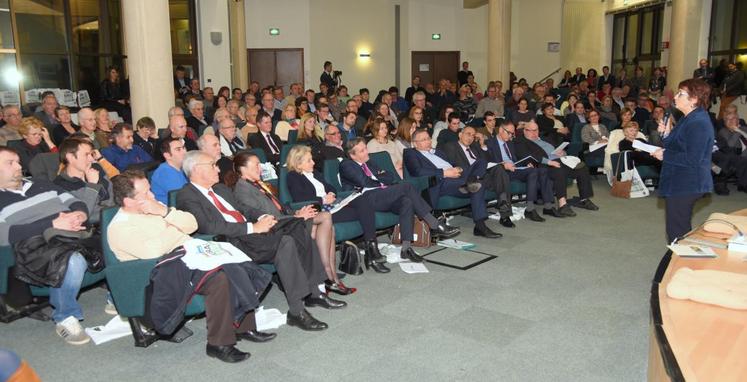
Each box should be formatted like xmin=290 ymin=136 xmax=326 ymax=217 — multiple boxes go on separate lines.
xmin=278 ymin=167 xmax=292 ymax=205
xmin=247 ymin=148 xmax=267 ymax=163
xmin=287 ymin=129 xmax=298 ymax=145
xmin=280 ymin=144 xmax=296 ymax=167
xmin=100 ymin=207 xmax=121 ymax=267
xmin=571 ymin=123 xmax=583 ymax=143
xmin=323 ymin=159 xmax=344 ymax=191
xmin=368 ymin=151 xmax=401 ymax=182
xmin=167 ymin=190 xmax=178 ymax=208
xmin=401 ymin=151 xmax=428 ymax=191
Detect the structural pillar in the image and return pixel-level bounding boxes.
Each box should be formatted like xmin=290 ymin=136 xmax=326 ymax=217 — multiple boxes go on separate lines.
xmin=229 ymin=0 xmax=249 ymax=89
xmin=487 ymin=0 xmax=511 ymax=87
xmin=122 ymin=0 xmax=175 ymax=130
xmin=667 ymin=0 xmax=705 ymax=89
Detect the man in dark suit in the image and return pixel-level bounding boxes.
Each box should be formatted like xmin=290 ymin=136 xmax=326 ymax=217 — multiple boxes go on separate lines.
xmin=514 ymin=120 xmax=598 ymax=215
xmin=436 ymin=112 xmax=462 ymax=151
xmin=176 ymin=151 xmax=345 ymax=332
xmin=320 ymin=61 xmax=336 ymax=93
xmin=570 ymin=67 xmax=586 ymax=86
xmin=441 ymin=126 xmax=514 ymax=228
xmin=259 ymin=93 xmax=283 ymax=123
xmin=404 ymin=130 xmax=502 ymax=238
xmin=154 ymin=115 xmax=198 ymax=161
xmin=311 ymin=125 xmax=346 ymax=173
xmin=34 ymin=93 xmax=59 ymax=130
xmin=248 ymin=111 xmax=283 ymax=164
xmin=173 ymin=65 xmax=190 ymax=94
xmin=488 ymin=120 xmax=555 ymax=222
xmin=457 ymin=62 xmax=473 ymax=88
xmin=339 ymin=138 xmax=459 ymax=262
xmin=596 ymin=66 xmax=616 ymax=91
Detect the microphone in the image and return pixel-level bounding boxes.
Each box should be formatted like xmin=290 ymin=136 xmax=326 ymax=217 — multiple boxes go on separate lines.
xmin=662 ymin=109 xmax=671 ymax=126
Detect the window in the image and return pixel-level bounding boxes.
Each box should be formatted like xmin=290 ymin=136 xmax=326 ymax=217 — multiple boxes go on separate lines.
xmin=709 ymin=0 xmax=747 ymax=73
xmin=0 ymin=0 xmax=19 ymax=99
xmin=169 ymin=0 xmax=198 ymax=79
xmin=610 ymin=4 xmax=664 ymax=83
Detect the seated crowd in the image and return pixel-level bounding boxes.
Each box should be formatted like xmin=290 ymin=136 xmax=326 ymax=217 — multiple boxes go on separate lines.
xmin=0 ymin=59 xmax=744 ymax=364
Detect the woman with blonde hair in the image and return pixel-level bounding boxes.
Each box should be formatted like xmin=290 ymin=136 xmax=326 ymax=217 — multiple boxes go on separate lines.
xmin=285 ymin=145 xmax=388 ymax=274
xmin=274 ymin=104 xmax=300 ymax=142
xmin=297 ymin=113 xmax=324 ymax=146
xmin=367 ymin=117 xmax=404 ymax=177
xmin=9 ymin=117 xmax=57 ymax=174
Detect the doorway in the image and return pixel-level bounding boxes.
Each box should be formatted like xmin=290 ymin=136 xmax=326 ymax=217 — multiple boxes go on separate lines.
xmin=411 ymin=51 xmax=460 ymax=86
xmin=247 ymin=48 xmax=304 ymax=93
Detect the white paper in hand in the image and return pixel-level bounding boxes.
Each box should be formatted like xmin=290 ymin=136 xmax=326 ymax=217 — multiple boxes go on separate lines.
xmin=632 ymin=139 xmax=660 ymax=154
xmin=588 ymin=142 xmax=607 ymax=152
xmin=553 ymin=142 xmax=569 ymax=154
xmin=559 ymin=155 xmax=581 ymax=169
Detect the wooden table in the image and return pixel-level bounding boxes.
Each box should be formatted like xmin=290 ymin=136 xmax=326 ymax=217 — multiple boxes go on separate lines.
xmin=648 ymin=210 xmax=747 ymax=382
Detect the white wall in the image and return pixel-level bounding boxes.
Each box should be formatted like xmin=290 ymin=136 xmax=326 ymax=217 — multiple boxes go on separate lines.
xmin=244 ymin=0 xmax=311 ymax=88
xmin=560 ymin=0 xmax=607 ymax=75
xmin=196 ymin=0 xmax=231 ymax=89
xmin=510 ymin=0 xmax=563 ymax=83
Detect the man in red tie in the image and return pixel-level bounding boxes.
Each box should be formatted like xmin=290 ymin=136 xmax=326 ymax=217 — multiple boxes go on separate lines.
xmin=176 ymin=151 xmax=344 ymax=332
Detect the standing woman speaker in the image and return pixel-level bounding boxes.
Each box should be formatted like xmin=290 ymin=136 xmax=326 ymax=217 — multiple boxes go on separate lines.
xmin=652 ymin=78 xmax=714 ymax=243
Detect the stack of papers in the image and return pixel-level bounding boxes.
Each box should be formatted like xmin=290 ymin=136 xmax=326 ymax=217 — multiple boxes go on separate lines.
xmin=668 ymin=244 xmax=717 ymax=258
xmin=399 ymin=262 xmax=429 ymax=274
xmin=437 ymin=239 xmax=476 ymax=250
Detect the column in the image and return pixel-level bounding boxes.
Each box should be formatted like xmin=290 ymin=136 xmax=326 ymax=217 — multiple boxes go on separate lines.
xmin=667 ymin=0 xmax=705 ymax=89
xmin=229 ymin=0 xmax=249 ymax=89
xmin=122 ymin=0 xmax=174 ymax=130
xmin=487 ymin=0 xmax=511 ymax=87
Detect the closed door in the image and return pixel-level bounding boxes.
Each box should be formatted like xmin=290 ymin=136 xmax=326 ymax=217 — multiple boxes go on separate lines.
xmin=248 ymin=48 xmax=304 ymax=93
xmin=411 ymin=51 xmax=460 ymax=86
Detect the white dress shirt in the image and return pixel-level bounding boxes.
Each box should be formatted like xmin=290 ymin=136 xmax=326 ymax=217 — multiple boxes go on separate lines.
xmin=303 ymin=172 xmax=327 ymax=198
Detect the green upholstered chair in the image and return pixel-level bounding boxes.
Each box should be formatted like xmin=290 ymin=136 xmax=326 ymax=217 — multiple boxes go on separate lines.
xmin=0 ymin=245 xmax=106 ymax=323
xmin=286 ymin=129 xmax=298 ymax=145
xmin=101 ymin=207 xmax=205 ymax=347
xmin=279 ymin=144 xmax=295 ymax=168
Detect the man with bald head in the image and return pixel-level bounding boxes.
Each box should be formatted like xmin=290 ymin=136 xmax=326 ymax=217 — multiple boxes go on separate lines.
xmin=0 ymin=105 xmax=23 ymax=145
xmin=197 ymin=133 xmax=232 ymax=184
xmin=154 ymin=115 xmax=197 ymax=161
xmin=76 ymin=108 xmax=101 ymax=149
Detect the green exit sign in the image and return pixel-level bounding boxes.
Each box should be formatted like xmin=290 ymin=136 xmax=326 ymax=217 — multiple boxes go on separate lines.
xmin=269 ymin=28 xmax=280 ymax=36
xmin=431 ymin=33 xmax=441 ymax=40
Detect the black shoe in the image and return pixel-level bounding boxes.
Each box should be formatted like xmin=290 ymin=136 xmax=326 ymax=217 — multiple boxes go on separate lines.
xmin=497 ymin=200 xmax=512 ymax=215
xmin=558 ymin=204 xmax=576 ymax=217
xmin=364 ymin=253 xmax=391 ymax=273
xmin=543 ymin=208 xmax=565 ymax=218
xmin=458 ymin=181 xmax=482 ymax=194
xmin=575 ymin=198 xmax=599 ymax=211
xmin=364 ymin=240 xmax=386 ymax=264
xmin=714 ymin=184 xmax=730 ymax=195
xmin=400 ymin=247 xmax=424 ymax=262
xmin=524 ymin=209 xmax=545 ymax=222
xmin=287 ymin=309 xmax=328 ymax=331
xmin=305 ymin=294 xmax=347 ymax=309
xmin=474 ymin=224 xmax=502 ymax=238
xmin=431 ymin=224 xmax=460 ymax=239
xmin=236 ymin=330 xmax=277 ymax=343
xmin=499 ymin=217 xmax=515 ymax=228
xmin=206 ymin=344 xmax=250 ymax=363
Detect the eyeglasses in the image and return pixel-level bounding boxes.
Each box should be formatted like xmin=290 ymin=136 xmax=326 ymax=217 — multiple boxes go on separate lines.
xmin=676 ymin=90 xmax=689 ymax=98
xmin=500 ymin=127 xmax=515 ymax=136
xmin=195 ymin=162 xmax=217 ymax=168
xmin=524 ymin=129 xmax=539 ymax=132
xmin=326 ymin=131 xmax=341 ymax=136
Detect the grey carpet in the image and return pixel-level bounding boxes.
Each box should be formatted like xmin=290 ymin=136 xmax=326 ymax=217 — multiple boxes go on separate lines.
xmin=2 ymin=179 xmax=745 ymax=381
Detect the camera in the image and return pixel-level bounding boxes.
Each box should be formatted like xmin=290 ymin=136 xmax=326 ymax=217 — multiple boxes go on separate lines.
xmin=333 ymin=70 xmax=342 ymax=78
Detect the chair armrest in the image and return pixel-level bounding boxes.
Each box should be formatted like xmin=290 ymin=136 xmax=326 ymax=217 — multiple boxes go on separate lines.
xmin=105 ymin=258 xmax=159 ymax=317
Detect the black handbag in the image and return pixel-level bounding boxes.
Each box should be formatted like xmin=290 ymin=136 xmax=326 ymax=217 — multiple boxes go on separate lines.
xmin=337 ymin=241 xmax=363 ymax=275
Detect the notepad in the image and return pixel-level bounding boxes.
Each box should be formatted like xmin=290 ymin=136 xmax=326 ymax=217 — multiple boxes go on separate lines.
xmin=668 ymin=244 xmax=718 ymax=258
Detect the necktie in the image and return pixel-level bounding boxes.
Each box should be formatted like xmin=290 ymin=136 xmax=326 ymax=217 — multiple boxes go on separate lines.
xmin=207 ymin=190 xmax=246 ymax=223
xmin=466 ymin=147 xmax=476 ymax=160
xmin=361 ymin=163 xmax=385 ymax=188
xmin=361 ymin=163 xmax=374 ymax=177
xmin=503 ymin=143 xmax=513 ymax=161
xmin=265 ymin=134 xmax=279 ymax=154
xmin=254 ymin=181 xmax=284 ymax=212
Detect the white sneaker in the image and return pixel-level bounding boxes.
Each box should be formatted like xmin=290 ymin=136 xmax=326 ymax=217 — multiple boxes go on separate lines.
xmin=55 ymin=316 xmax=91 ymax=345
xmin=104 ymin=302 xmax=118 ymax=315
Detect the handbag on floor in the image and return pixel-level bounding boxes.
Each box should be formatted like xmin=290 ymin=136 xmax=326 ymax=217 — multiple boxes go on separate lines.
xmin=337 ymin=241 xmax=364 ymax=275
xmin=391 ymin=217 xmax=431 ymax=247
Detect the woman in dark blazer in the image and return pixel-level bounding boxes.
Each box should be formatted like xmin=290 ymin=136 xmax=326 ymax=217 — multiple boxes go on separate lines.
xmin=285 ymin=145 xmax=386 ymax=273
xmin=10 ymin=117 xmax=58 ymax=175
xmin=226 ymin=150 xmax=355 ymax=295
xmin=652 ymin=78 xmax=714 ymax=243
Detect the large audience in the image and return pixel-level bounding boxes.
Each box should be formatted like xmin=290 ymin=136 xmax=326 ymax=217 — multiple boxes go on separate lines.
xmin=0 ymin=58 xmax=745 ymax=363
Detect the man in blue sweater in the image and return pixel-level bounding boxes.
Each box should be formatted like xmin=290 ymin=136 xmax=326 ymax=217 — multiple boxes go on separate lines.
xmin=151 ymin=137 xmax=188 ymax=205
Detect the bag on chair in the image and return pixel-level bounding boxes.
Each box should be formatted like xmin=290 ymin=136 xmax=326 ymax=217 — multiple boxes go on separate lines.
xmin=391 ymin=217 xmax=431 ymax=248
xmin=610 ymin=150 xmax=632 ymax=198
xmin=337 ymin=241 xmax=364 ymax=275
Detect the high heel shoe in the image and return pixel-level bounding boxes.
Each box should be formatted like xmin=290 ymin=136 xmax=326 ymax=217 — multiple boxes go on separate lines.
xmin=364 ymin=253 xmax=390 ymax=273
xmin=325 ymin=280 xmax=357 ymax=295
